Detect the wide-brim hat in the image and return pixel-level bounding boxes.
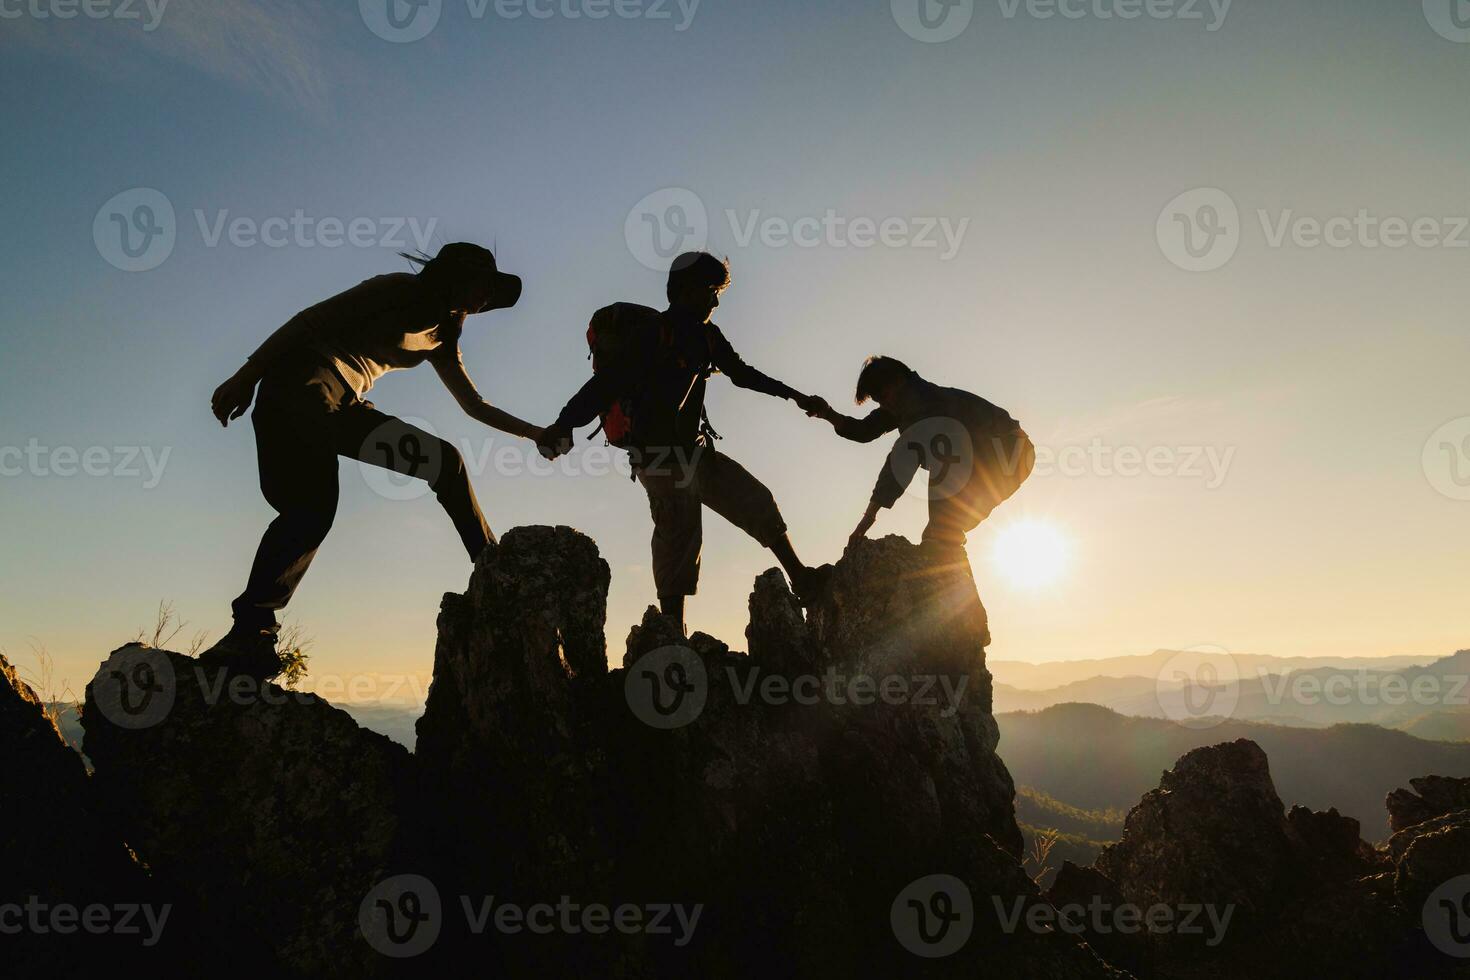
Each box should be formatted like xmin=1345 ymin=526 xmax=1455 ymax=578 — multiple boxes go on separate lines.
xmin=435 ymin=242 xmax=522 ymax=310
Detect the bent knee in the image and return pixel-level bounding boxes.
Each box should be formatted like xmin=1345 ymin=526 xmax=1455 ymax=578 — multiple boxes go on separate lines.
xmin=748 ymin=494 xmax=788 ymax=547
xmin=429 ymin=440 xmax=470 ymax=487
xmin=278 ymin=504 xmax=337 ymax=542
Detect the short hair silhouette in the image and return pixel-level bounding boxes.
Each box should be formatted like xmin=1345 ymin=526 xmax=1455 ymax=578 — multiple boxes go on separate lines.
xmin=667 ymin=252 xmax=732 ymax=303
xmin=855 ymin=355 xmax=914 ymax=405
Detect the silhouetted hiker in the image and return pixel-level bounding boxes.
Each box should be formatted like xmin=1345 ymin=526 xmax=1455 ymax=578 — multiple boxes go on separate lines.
xmin=812 ymin=356 xmax=1034 ymax=551
xmin=203 ymin=243 xmax=537 ymax=679
xmin=536 ymin=252 xmax=829 ymax=634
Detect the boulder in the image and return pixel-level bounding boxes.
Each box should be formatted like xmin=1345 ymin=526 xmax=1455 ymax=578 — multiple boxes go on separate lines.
xmin=1 ymin=652 xmax=162 ymax=973
xmin=2 ymin=651 xmax=114 ymax=896
xmin=1389 ymin=810 xmax=1470 ymax=912
xmin=1042 ymin=860 xmax=1148 ymax=976
xmin=1086 ymin=739 xmax=1468 ymax=978
xmin=1388 ymin=776 xmax=1470 ymax=834
xmin=1096 ymin=739 xmax=1296 ymax=917
xmin=745 ymin=567 xmax=812 ymax=671
xmin=414 ymin=525 xmax=614 ymax=903
xmin=82 ymin=644 xmax=419 ymax=978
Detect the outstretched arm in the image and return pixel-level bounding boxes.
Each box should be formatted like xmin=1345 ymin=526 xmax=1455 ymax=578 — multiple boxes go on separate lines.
xmin=707 ymin=325 xmax=808 ymax=403
xmin=535 ymin=372 xmax=620 ymax=460
xmin=848 ymin=435 xmax=915 ymax=548
xmin=552 ymin=373 xmax=618 ymax=431
xmin=871 ymin=435 xmax=918 ymax=511
xmin=432 ymin=347 xmax=541 ymax=440
xmin=822 ymin=407 xmax=898 ymax=443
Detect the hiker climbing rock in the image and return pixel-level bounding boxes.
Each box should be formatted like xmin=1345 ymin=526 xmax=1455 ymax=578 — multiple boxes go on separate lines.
xmin=810 ymin=355 xmax=1035 ymax=551
xmin=204 ymin=243 xmax=540 ymax=679
xmin=536 ymin=252 xmax=830 ymax=634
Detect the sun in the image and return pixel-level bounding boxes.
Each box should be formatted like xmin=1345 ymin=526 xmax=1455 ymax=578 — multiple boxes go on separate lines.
xmin=989 ymin=519 xmax=1072 ymax=590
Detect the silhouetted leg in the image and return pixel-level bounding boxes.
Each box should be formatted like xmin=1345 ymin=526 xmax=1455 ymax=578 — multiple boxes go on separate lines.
xmin=230 ymin=401 xmax=340 ymax=631
xmin=922 ymin=493 xmax=984 ymax=549
xmin=337 ymin=405 xmax=494 ymax=560
xmin=922 ymin=430 xmax=1035 ymax=548
xmin=695 ymin=449 xmax=793 ymax=551
xmin=638 ymin=450 xmax=704 ymax=607
xmin=659 ymin=594 xmax=687 ymax=635
xmin=694 ymin=449 xmax=826 ymax=596
xmin=767 ymin=535 xmax=808 ymax=584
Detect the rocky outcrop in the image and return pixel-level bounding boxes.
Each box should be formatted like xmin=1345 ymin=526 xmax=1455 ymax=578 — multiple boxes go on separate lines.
xmin=1388 ymin=776 xmax=1470 ymax=834
xmin=82 ymin=645 xmax=420 ymax=978
xmin=413 ymin=524 xmax=613 ymax=905
xmin=61 ymin=528 xmax=1094 ymax=976
xmin=1385 ymin=776 xmax=1470 ymax=926
xmin=411 ymin=529 xmax=1105 ymax=976
xmin=1053 ymin=739 xmax=1470 ymax=977
xmin=744 ymin=566 xmax=812 ymax=670
xmin=1391 ymin=811 xmax=1470 ymax=917
xmin=1043 ymin=861 xmax=1148 ymax=976
xmin=1095 ymin=740 xmax=1300 ymax=918
xmin=1 ymin=652 xmax=181 ymax=974
xmin=3 ymin=652 xmax=108 ymax=894
xmin=42 ymin=523 xmax=1470 ymax=976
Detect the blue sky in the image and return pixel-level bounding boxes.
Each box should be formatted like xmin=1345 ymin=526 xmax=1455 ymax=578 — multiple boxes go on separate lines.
xmin=3 ymin=0 xmax=1468 ymax=699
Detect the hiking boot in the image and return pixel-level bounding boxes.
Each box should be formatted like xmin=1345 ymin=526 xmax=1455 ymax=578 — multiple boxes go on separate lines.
xmin=790 ymin=564 xmax=834 ymax=606
xmin=197 ymin=624 xmax=283 ymax=682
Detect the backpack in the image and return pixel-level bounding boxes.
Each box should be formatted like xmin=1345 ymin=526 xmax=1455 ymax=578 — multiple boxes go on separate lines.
xmin=585 ymin=302 xmax=670 ymax=447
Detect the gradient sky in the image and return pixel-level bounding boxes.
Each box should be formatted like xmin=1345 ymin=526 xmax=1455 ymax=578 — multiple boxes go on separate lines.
xmin=3 ymin=0 xmax=1467 ymax=701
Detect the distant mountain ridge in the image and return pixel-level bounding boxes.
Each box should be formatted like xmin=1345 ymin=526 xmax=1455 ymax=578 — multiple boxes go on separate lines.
xmin=997 ymin=702 xmax=1470 ymax=841
xmin=52 ymin=648 xmax=1457 ymax=746
xmin=993 ymin=649 xmax=1470 ymax=732
xmin=990 ymin=648 xmax=1438 ymax=690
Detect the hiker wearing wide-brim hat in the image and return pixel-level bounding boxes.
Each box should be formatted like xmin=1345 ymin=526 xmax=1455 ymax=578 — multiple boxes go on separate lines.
xmin=204 ymin=242 xmax=540 ymax=679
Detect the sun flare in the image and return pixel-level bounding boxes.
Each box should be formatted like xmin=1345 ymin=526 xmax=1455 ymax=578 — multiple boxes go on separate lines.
xmin=989 ymin=519 xmax=1072 ymax=590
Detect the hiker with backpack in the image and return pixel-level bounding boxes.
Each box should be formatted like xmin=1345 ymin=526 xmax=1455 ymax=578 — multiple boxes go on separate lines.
xmin=536 ymin=252 xmax=830 ymax=634
xmin=810 ymin=356 xmax=1035 ymax=552
xmin=204 ymin=243 xmax=539 ymax=679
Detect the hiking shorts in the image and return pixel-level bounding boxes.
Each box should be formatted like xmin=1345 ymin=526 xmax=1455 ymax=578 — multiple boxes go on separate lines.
xmin=923 ymin=428 xmax=1036 ymax=548
xmin=636 ymin=446 xmax=788 ymax=598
